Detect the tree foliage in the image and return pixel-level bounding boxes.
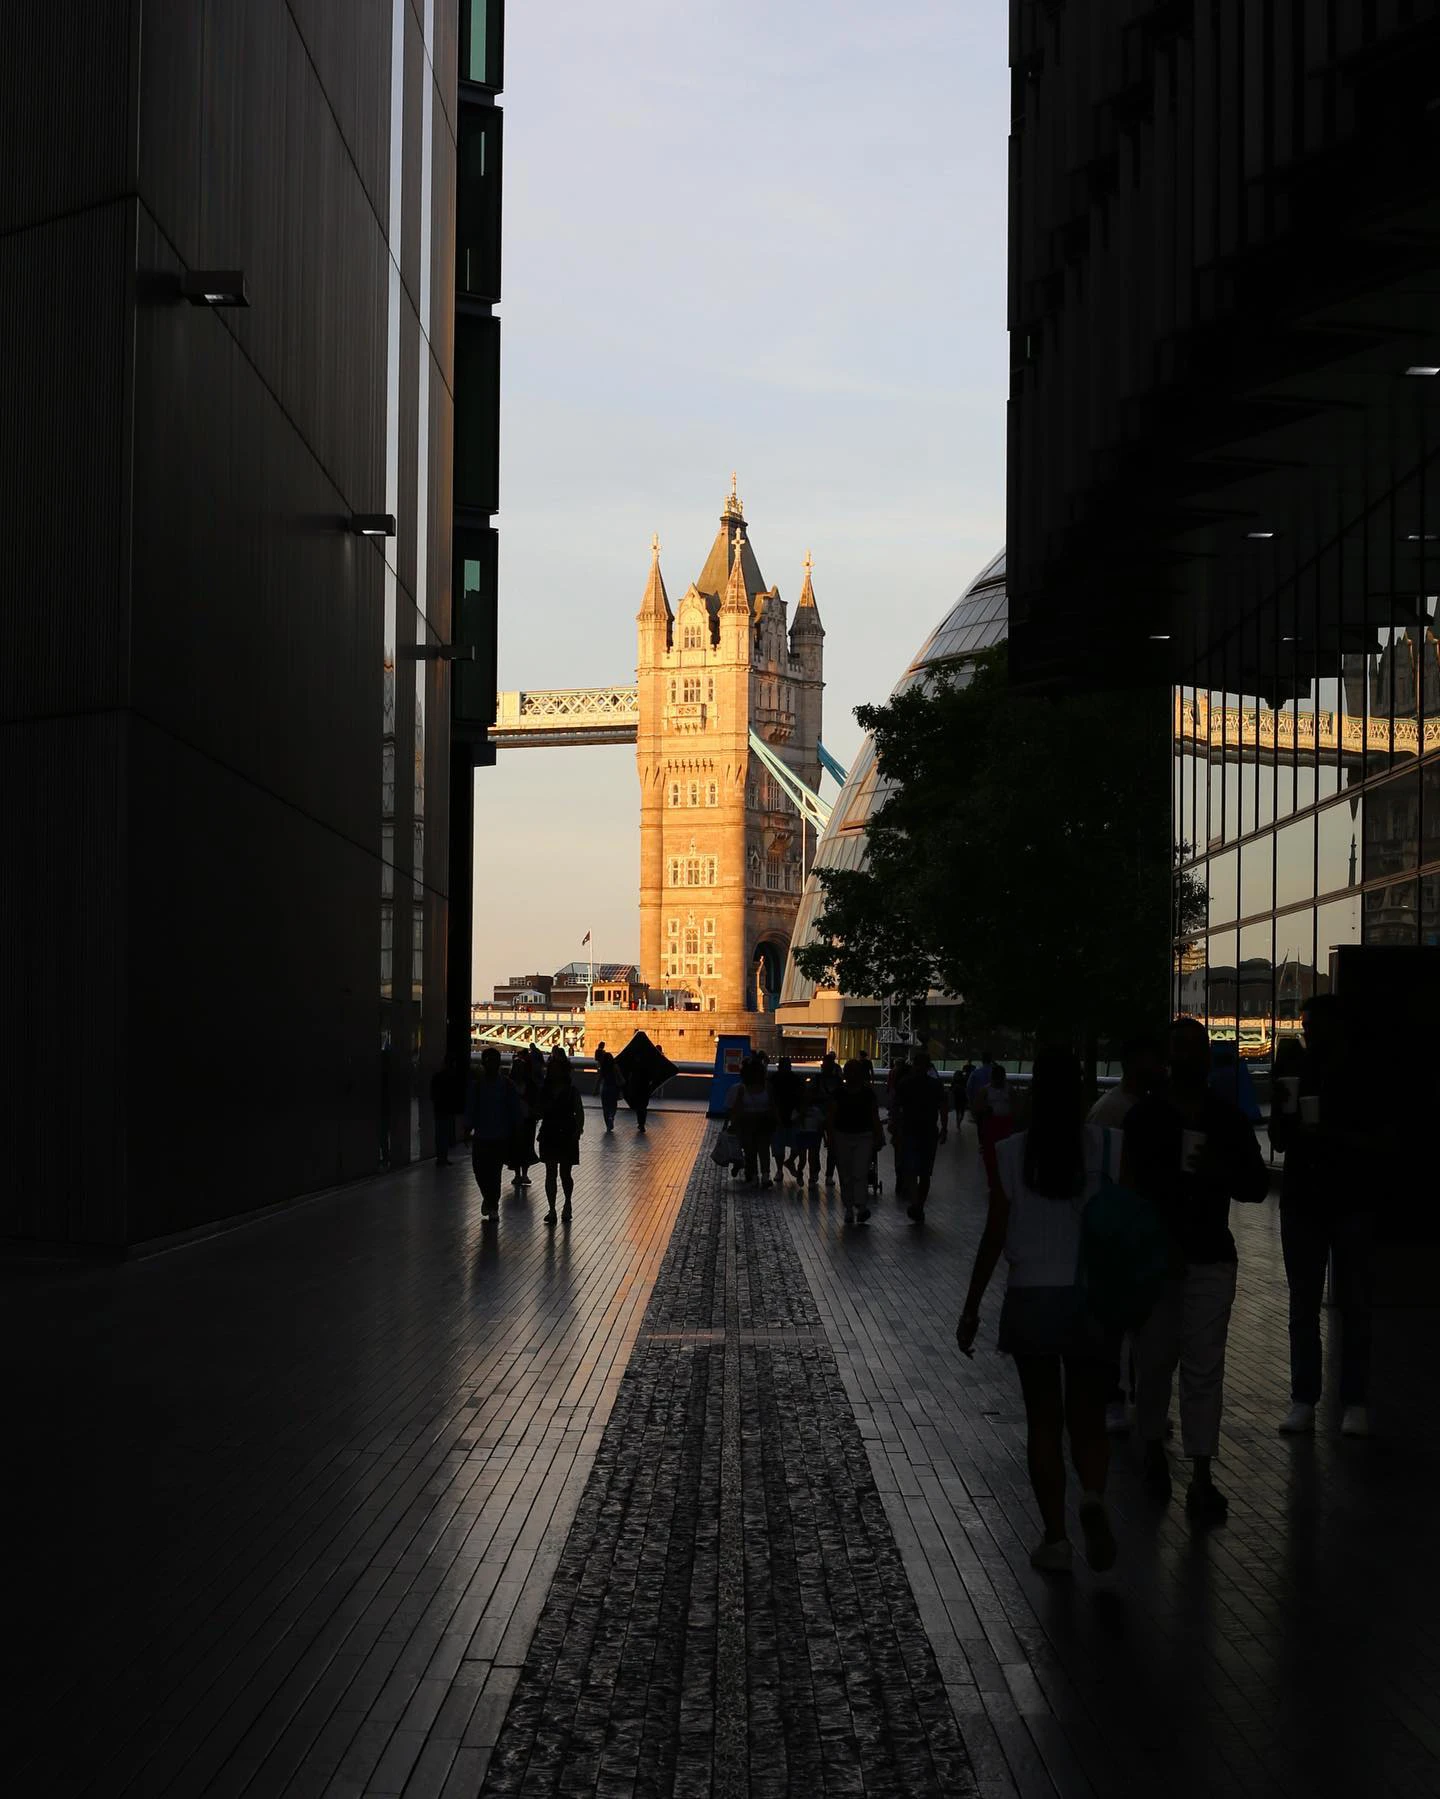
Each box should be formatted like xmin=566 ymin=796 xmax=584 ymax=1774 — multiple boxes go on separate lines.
xmin=794 ymin=645 xmax=1201 ymax=1043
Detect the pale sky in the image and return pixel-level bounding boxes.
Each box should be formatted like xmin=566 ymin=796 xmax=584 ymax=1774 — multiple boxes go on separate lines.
xmin=473 ymin=0 xmax=1009 ymax=996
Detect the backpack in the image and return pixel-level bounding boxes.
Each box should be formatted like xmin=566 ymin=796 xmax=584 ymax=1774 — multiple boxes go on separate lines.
xmin=1079 ymin=1134 xmax=1171 ymax=1332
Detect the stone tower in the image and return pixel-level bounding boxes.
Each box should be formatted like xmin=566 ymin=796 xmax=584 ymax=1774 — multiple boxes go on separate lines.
xmin=636 ymin=480 xmax=825 ymax=1027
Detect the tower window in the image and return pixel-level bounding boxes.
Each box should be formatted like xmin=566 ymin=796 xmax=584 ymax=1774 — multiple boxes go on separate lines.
xmin=668 ymin=679 xmax=677 ymax=703
xmin=688 ymin=780 xmax=700 ymax=806
xmin=683 ymin=676 xmax=702 ymax=704
xmin=706 ymin=781 xmax=718 ymax=806
xmin=707 ymin=678 xmax=715 ymax=702
xmin=682 ymin=623 xmax=703 ymax=650
xmin=669 ymin=781 xmax=680 ymax=807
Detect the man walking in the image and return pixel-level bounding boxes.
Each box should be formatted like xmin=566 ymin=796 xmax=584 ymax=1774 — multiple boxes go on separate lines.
xmin=1269 ymin=994 xmax=1375 ymax=1438
xmin=466 ymin=1048 xmax=524 ymax=1220
xmin=1122 ymin=1017 xmax=1269 ymax=1523
xmin=892 ymin=1052 xmax=949 ymax=1221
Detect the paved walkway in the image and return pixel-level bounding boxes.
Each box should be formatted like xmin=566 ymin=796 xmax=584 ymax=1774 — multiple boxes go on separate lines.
xmin=4 ymin=1109 xmax=1436 ymax=1797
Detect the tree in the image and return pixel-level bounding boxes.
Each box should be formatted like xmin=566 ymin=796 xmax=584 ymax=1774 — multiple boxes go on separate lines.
xmin=794 ymin=645 xmax=1201 ymax=1046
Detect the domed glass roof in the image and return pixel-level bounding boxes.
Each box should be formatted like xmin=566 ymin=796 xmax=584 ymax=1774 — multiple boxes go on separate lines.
xmin=780 ymin=549 xmax=1009 ymax=1007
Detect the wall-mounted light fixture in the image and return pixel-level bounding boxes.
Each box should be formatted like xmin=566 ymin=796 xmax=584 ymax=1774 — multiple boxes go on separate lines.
xmin=1404 ymin=365 xmax=1439 ymax=377
xmin=180 ymin=270 xmax=249 ymax=306
xmin=406 ymin=644 xmax=476 ymax=662
xmin=1245 ymin=529 xmax=1276 ymax=540
xmin=349 ymin=513 xmax=397 ymax=537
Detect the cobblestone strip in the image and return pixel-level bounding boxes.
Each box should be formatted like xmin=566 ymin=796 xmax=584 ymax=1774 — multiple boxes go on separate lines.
xmin=481 ymin=1139 xmax=976 ymax=1798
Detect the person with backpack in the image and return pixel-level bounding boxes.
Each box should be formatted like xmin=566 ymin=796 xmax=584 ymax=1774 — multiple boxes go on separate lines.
xmin=956 ymin=1049 xmax=1124 ymax=1574
xmin=1121 ymin=1016 xmax=1269 ymax=1523
xmin=536 ymin=1051 xmax=585 ymax=1224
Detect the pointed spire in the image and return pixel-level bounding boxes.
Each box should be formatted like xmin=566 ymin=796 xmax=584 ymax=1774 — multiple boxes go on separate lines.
xmin=722 ymin=471 xmax=745 ymax=524
xmin=637 ymin=532 xmax=672 ymax=622
xmin=722 ymin=528 xmax=751 ymax=613
xmin=792 ymin=548 xmax=823 ymax=635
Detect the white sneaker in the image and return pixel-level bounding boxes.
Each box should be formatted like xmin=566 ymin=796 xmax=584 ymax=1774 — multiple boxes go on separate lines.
xmin=1278 ymin=1402 xmax=1316 ymax=1435
xmin=1340 ymin=1405 xmax=1371 ymax=1438
xmin=1029 ymin=1538 xmax=1073 ymax=1574
xmin=1105 ymin=1401 xmax=1130 ymax=1434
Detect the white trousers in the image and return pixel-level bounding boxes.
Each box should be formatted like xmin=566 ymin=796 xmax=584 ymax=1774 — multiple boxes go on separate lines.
xmin=1134 ymin=1261 xmax=1238 ymax=1459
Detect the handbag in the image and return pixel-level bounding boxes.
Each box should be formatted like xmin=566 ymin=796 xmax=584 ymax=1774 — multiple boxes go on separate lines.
xmin=1079 ymin=1132 xmax=1171 ymax=1332
xmin=711 ymin=1127 xmax=742 ymax=1168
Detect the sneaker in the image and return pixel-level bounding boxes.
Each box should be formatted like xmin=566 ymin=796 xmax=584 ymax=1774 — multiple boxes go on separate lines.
xmin=1340 ymin=1405 xmax=1370 ymax=1438
xmin=1078 ymin=1495 xmax=1117 ymax=1572
xmin=1185 ymin=1479 xmax=1228 ymax=1525
xmin=481 ymin=1198 xmax=498 ymax=1218
xmin=1029 ymin=1538 xmax=1073 ymax=1574
xmin=1143 ymin=1443 xmax=1172 ymax=1503
xmin=1278 ymin=1402 xmax=1316 ymax=1435
xmin=906 ymin=1204 xmax=925 ymax=1223
xmin=518 ymin=1173 xmax=531 ymax=1187
xmin=561 ymin=1200 xmax=572 ymax=1223
xmin=544 ymin=1207 xmax=557 ymax=1227
xmin=855 ymin=1206 xmax=871 ymax=1224
xmin=1105 ymin=1401 xmax=1130 ymax=1435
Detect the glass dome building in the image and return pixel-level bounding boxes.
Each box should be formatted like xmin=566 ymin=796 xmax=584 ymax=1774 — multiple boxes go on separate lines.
xmin=777 ymin=548 xmax=1009 ymax=1049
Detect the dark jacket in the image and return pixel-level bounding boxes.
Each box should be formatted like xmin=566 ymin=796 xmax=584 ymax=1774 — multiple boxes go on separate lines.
xmin=1123 ymin=1091 xmax=1269 ymax=1266
xmin=1267 ymin=1047 xmax=1370 ymax=1211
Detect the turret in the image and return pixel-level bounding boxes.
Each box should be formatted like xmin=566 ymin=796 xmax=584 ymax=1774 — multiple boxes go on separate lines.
xmin=789 ymin=550 xmax=824 ymax=651
xmin=637 ymin=533 xmax=672 ymax=664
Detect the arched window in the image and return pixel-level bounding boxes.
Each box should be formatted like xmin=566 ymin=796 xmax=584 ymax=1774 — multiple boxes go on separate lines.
xmin=668 ymin=679 xmax=676 ymax=703
xmin=706 ymin=781 xmax=718 ymax=806
xmin=682 ymin=622 xmax=703 ymax=650
xmin=669 ymin=782 xmax=680 ymax=807
xmin=683 ymin=676 xmax=702 ymax=704
xmin=687 ymin=780 xmax=700 ymax=807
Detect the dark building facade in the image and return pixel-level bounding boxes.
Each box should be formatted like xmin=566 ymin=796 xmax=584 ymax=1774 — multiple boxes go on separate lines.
xmin=2 ymin=3 xmax=502 ymax=1248
xmin=1007 ymin=3 xmax=1440 ymax=1056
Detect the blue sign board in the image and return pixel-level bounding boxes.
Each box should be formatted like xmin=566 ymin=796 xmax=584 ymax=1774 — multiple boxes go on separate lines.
xmin=708 ymin=1035 xmax=751 ymax=1117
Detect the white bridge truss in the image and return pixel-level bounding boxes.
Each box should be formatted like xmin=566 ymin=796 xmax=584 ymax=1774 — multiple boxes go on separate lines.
xmin=471 ymin=1007 xmax=586 ymax=1054
xmin=490 ymin=687 xmax=849 ymax=824
xmin=490 ymin=686 xmax=640 ymax=748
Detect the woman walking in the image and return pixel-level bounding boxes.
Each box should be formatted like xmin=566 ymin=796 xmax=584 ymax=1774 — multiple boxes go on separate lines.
xmin=975 ymin=1062 xmax=1016 ymax=1196
xmin=825 ymin=1058 xmax=882 ymax=1225
xmin=727 ymin=1058 xmax=778 ymax=1188
xmin=956 ymin=1049 xmax=1121 ymax=1574
xmin=537 ymin=1051 xmax=585 ymax=1224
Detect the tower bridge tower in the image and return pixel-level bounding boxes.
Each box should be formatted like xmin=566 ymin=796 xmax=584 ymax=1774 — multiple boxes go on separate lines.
xmin=636 ymin=479 xmax=824 ymax=1026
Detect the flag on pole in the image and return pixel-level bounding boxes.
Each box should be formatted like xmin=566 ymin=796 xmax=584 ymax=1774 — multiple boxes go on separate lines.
xmin=581 ymin=931 xmax=591 ymax=946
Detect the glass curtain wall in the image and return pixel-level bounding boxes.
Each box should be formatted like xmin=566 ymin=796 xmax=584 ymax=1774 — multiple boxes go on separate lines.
xmin=1174 ymin=472 xmax=1440 ymax=1062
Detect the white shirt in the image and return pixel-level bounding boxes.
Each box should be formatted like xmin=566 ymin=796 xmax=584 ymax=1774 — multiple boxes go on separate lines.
xmin=998 ymin=1125 xmax=1121 ymax=1289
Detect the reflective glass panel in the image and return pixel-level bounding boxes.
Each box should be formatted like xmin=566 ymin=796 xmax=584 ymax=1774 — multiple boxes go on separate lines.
xmin=1421 ymin=756 xmax=1440 ymax=868
xmin=1207 ymin=848 xmax=1238 ymax=928
xmin=1315 ymin=894 xmax=1361 ymax=996
xmin=1363 ymin=879 xmax=1418 ymax=947
xmin=1274 ymin=906 xmax=1315 ymax=1045
xmin=1422 ymin=872 xmax=1440 ymax=949
xmin=1206 ymin=929 xmax=1239 ymax=1037
xmin=1237 ymin=920 xmax=1273 ymax=1060
xmin=1275 ymin=815 xmax=1315 ymax=911
xmin=1363 ymin=771 xmax=1419 ymax=885
xmin=1316 ymin=797 xmax=1362 ymax=896
xmin=1240 ymin=836 xmax=1273 ymax=921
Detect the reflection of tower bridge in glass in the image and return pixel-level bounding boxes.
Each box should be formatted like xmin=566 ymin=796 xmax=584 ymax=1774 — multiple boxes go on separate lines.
xmin=490 ymin=480 xmax=849 ymax=1055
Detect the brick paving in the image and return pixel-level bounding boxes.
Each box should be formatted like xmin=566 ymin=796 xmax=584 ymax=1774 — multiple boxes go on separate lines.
xmin=480 ymin=1142 xmax=974 ymax=1798
xmin=2 ymin=1106 xmax=702 ymax=1798
xmin=785 ymin=1123 xmax=1440 ymax=1799
xmin=4 ymin=1106 xmax=1436 ymax=1798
